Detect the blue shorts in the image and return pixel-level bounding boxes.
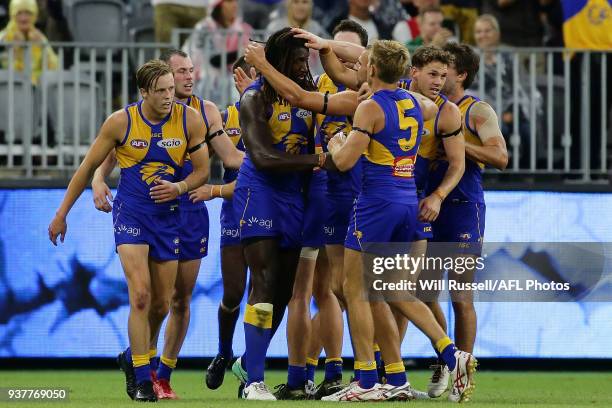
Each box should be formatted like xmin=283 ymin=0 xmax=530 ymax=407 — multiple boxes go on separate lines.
xmin=432 ymin=201 xmax=486 ymax=254
xmin=220 ymin=199 xmax=241 ymax=248
xmin=302 ymin=175 xmax=328 ymax=248
xmin=324 ymin=195 xmax=354 ymax=245
xmin=178 ymin=206 xmax=209 ymax=260
xmin=112 ymin=199 xmax=179 ymax=261
xmin=413 ymin=191 xmax=432 ymax=241
xmin=233 ymin=185 xmax=304 ymax=249
xmin=345 ymin=196 xmax=418 ymax=251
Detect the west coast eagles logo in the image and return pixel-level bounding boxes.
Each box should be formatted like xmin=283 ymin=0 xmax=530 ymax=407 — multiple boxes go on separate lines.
xmin=140 ymin=162 xmax=175 ymax=185
xmin=283 ymin=133 xmax=308 ymax=154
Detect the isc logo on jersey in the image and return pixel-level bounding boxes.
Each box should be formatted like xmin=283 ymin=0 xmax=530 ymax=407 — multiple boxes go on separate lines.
xmin=157 ymin=138 xmax=183 ymax=149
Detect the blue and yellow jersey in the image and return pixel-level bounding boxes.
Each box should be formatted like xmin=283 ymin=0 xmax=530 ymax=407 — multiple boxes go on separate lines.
xmin=116 ymin=100 xmax=189 ymax=213
xmin=221 ymin=101 xmax=245 ymax=183
xmin=361 ymin=88 xmax=423 ymax=200
xmin=562 ymin=0 xmax=612 ymax=50
xmin=178 ymin=95 xmax=209 ymax=210
xmin=428 ymin=94 xmax=485 ymax=203
xmin=239 ymin=78 xmax=314 ymax=194
xmin=315 ymin=73 xmax=360 ymax=197
xmin=398 ymin=78 xmax=448 ymax=194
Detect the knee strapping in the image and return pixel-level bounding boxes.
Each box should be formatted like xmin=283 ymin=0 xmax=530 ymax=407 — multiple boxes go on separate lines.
xmin=300 ymin=247 xmax=320 ymax=260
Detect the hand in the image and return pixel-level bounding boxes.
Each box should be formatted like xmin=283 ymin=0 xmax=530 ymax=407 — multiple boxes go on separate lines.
xmin=418 ymin=194 xmax=442 ymax=222
xmin=327 ymin=131 xmax=347 ymax=154
xmin=189 ymin=184 xmax=215 ymax=202
xmin=358 ymin=82 xmax=372 ymax=102
xmin=48 ymin=214 xmax=67 ymax=246
xmin=92 ymin=180 xmax=113 ymax=213
xmin=28 ymin=28 xmax=45 ymax=42
xmin=233 ymin=66 xmax=257 ymax=95
xmin=291 ymin=27 xmax=330 ymax=52
xmin=244 ymin=42 xmax=267 ymax=69
xmin=149 ymin=180 xmax=181 ymax=203
xmin=431 ymin=28 xmax=453 ymax=47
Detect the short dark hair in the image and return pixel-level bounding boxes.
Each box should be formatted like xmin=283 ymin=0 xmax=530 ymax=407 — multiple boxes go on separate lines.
xmin=332 ymin=19 xmax=368 ymax=47
xmin=232 ymin=55 xmax=252 ymax=73
xmin=411 ymin=45 xmax=454 ymax=69
xmin=136 ymin=60 xmax=172 ymax=91
xmin=442 ymin=42 xmax=480 ymax=89
xmin=159 ymin=48 xmax=188 ymax=64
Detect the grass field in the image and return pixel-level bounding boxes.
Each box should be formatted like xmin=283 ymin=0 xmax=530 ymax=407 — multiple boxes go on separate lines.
xmin=1 ymin=370 xmax=611 ymax=407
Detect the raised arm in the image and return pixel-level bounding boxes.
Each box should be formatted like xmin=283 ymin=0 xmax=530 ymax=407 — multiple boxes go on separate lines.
xmin=203 ymin=100 xmax=244 ymax=169
xmin=240 ymin=89 xmax=321 ymax=171
xmin=48 ymin=110 xmax=125 ymax=244
xmin=466 ymin=101 xmax=508 ymax=170
xmin=91 ymin=149 xmax=117 ymax=212
xmin=291 ymin=28 xmax=363 ymax=90
xmin=327 ymin=99 xmax=380 ymax=171
xmin=244 ymin=43 xmax=359 ymax=115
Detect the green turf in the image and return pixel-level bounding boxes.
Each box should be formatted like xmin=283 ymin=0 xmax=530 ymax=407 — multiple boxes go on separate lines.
xmin=0 ymin=370 xmax=611 ymax=407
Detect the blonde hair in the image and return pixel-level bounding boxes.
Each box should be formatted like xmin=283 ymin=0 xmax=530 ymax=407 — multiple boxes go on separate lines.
xmin=286 ymin=0 xmax=312 ymax=28
xmin=9 ymin=0 xmax=38 ymax=19
xmin=475 ymin=14 xmax=500 ymax=34
xmin=136 ymin=60 xmax=173 ymax=92
xmin=369 ymin=40 xmax=411 ymax=84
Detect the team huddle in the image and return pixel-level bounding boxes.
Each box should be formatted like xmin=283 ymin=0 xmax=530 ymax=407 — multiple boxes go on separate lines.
xmin=48 ymin=19 xmax=508 ymax=404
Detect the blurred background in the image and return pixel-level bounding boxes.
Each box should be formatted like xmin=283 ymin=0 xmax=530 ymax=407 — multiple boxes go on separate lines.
xmin=0 ymin=0 xmax=611 ymax=361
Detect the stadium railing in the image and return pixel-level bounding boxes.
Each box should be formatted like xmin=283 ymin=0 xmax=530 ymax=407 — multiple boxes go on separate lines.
xmin=0 ymin=32 xmax=610 ymax=183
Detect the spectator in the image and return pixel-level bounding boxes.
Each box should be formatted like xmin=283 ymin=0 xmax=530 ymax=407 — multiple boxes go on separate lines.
xmin=327 ymin=0 xmax=388 ymax=43
xmin=393 ymin=0 xmax=441 ymax=44
xmin=266 ymin=0 xmax=328 ymax=75
xmin=0 ymin=0 xmax=57 ymax=84
xmin=405 ymin=5 xmax=454 ymax=48
xmin=469 ymin=14 xmax=541 ymax=167
xmin=561 ymin=0 xmax=612 ymax=170
xmin=440 ymin=0 xmax=478 ymax=44
xmin=373 ymin=0 xmax=408 ymax=40
xmin=481 ymin=0 xmax=543 ymax=47
xmin=152 ymin=0 xmax=207 ymax=43
xmin=265 ymin=0 xmax=327 ymax=38
xmin=183 ymin=0 xmax=252 ymax=105
xmin=242 ymin=0 xmax=283 ymax=30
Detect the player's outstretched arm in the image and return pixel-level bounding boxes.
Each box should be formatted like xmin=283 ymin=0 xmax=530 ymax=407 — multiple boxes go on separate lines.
xmin=419 ymin=102 xmax=465 ymax=223
xmin=291 ymin=29 xmax=363 ymax=90
xmin=243 ymin=43 xmax=359 ymax=115
xmin=189 ymin=180 xmax=236 ymax=203
xmin=91 ymin=150 xmax=117 ymax=213
xmin=327 ymin=99 xmax=378 ymax=171
xmin=241 ymin=89 xmax=320 ymax=171
xmin=48 ymin=110 xmax=125 ymax=245
xmin=203 ymin=101 xmax=244 ymax=169
xmin=466 ymin=101 xmax=508 ymax=170
xmin=150 ymin=107 xmax=210 ymax=204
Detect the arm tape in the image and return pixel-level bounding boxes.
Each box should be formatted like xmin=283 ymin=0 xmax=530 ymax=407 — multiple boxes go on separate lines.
xmin=439 ymin=127 xmax=462 ymax=138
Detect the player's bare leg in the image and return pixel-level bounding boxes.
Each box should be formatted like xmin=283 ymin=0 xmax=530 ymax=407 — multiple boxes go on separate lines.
xmin=311 ymin=250 xmax=344 ymax=398
xmin=207 ymin=244 xmax=248 ymax=390
xmin=277 ymin=247 xmax=317 ymax=399
xmin=117 ymin=244 xmax=161 ymax=402
xmin=153 ymin=258 xmax=200 ymax=399
xmin=450 ymin=264 xmax=477 ymax=353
